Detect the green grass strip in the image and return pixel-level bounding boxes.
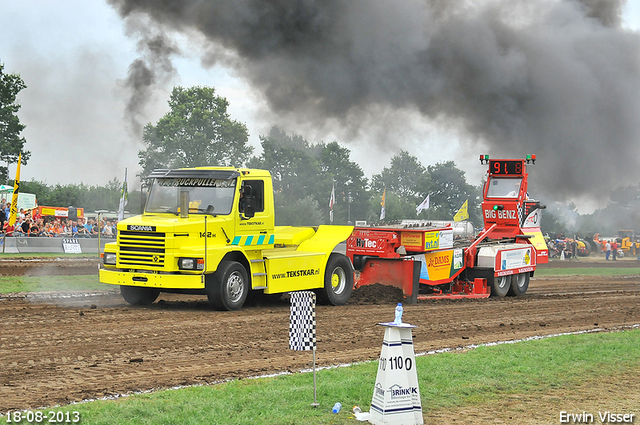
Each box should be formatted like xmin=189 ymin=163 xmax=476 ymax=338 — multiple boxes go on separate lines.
xmin=3 ymin=329 xmax=638 ymax=425
xmin=0 ymin=253 xmax=99 ymax=258
xmin=535 ymin=267 xmax=640 ymax=276
xmin=0 ymin=275 xmax=110 ymax=294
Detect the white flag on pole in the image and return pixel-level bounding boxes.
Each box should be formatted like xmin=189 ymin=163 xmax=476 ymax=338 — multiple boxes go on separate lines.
xmin=416 ymin=194 xmax=430 ymax=214
xmin=329 ymin=183 xmax=335 ymax=223
xmin=118 ymin=168 xmax=128 ymax=222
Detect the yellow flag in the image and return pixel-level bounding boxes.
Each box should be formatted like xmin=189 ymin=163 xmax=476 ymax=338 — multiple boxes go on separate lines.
xmin=9 ymin=153 xmax=21 ymax=226
xmin=380 ymin=188 xmax=386 ymax=220
xmin=453 ymin=199 xmax=469 ymax=222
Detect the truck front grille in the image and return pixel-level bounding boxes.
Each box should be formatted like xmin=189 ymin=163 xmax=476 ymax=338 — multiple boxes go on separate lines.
xmin=118 ymin=230 xmax=166 ymax=268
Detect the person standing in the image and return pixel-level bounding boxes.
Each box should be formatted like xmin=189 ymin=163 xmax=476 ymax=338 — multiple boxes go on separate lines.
xmin=612 ymin=240 xmax=618 ymax=261
xmin=605 ymin=241 xmax=611 ymax=260
xmin=3 ymin=220 xmax=14 ymax=236
xmin=0 ymin=199 xmax=6 ymax=230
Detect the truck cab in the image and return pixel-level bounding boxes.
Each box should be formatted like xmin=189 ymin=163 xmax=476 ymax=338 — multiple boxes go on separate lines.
xmin=100 ymin=167 xmax=354 ymax=310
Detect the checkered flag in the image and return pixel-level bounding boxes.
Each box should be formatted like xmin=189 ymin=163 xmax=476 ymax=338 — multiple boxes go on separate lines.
xmin=289 ymin=291 xmax=316 ymax=351
xmin=517 ymin=204 xmax=524 ymax=225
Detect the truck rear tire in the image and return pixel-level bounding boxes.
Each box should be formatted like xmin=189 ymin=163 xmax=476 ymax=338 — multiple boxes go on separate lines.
xmin=207 ymin=261 xmax=249 ymax=311
xmin=316 ymin=254 xmax=354 ymax=306
xmin=490 ymin=275 xmax=511 ymax=298
xmin=508 ymin=273 xmax=529 ymax=296
xmin=120 ymin=285 xmax=160 ymax=305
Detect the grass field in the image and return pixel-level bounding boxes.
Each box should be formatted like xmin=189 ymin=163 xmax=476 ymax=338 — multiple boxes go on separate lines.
xmin=535 ymin=267 xmax=640 ymax=276
xmin=0 ymin=275 xmax=109 ymax=294
xmin=2 ymin=330 xmax=638 ymax=424
xmin=0 ymin=253 xmax=98 ymax=258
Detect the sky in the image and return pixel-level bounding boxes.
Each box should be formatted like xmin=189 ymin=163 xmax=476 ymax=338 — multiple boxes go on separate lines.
xmin=1 ymin=0 xmax=640 ymax=214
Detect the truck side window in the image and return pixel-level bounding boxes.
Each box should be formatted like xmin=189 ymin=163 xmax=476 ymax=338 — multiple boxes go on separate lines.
xmin=242 ymin=180 xmax=265 ymax=213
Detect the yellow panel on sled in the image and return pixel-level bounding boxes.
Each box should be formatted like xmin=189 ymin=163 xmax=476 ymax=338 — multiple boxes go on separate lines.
xmin=263 ymin=250 xmax=326 ymax=293
xmin=273 ymin=226 xmax=316 ymax=246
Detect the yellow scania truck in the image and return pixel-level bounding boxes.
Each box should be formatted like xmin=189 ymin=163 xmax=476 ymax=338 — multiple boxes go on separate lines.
xmin=99 ymin=167 xmax=354 ymax=310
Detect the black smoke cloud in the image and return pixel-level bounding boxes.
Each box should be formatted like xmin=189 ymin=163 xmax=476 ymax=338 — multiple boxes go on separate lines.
xmin=118 ymin=15 xmax=179 ymax=136
xmin=108 ymin=0 xmax=640 ymax=202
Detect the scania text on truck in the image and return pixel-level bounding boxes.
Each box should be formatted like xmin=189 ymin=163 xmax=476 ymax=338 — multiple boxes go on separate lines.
xmin=99 ymin=168 xmax=354 ymax=310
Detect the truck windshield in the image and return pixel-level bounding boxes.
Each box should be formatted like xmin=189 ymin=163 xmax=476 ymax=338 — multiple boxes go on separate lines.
xmin=146 ymin=178 xmax=237 ymax=215
xmin=486 ymin=177 xmax=522 ymax=198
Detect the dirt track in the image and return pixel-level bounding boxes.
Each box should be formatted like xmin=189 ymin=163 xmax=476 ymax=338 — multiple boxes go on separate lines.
xmin=1 ymin=258 xmax=640 ymax=415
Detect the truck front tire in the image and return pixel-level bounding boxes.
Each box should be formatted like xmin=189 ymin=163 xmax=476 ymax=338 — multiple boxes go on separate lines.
xmin=120 ymin=285 xmax=160 ymax=305
xmin=207 ymin=261 xmax=249 ymax=311
xmin=316 ymin=254 xmax=354 ymax=306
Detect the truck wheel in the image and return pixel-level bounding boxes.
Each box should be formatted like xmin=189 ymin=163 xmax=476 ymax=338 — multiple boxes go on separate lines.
xmin=508 ymin=273 xmax=530 ymax=296
xmin=120 ymin=285 xmax=160 ymax=305
xmin=317 ymin=254 xmax=354 ymax=306
xmin=207 ymin=261 xmax=249 ymax=311
xmin=490 ymin=275 xmax=511 ymax=298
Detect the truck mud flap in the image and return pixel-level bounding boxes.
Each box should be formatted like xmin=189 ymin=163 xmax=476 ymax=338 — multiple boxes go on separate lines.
xmin=354 ymin=257 xmax=419 ymax=304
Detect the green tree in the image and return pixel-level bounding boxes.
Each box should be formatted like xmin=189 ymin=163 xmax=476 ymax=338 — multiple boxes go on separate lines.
xmin=21 ymin=180 xmax=51 ymax=205
xmin=318 ymin=141 xmax=369 ymax=224
xmin=0 ymin=62 xmax=30 ymax=182
xmin=274 ymin=194 xmax=324 ymax=226
xmin=370 ymin=151 xmax=431 ymax=221
xmin=249 ymin=127 xmax=370 ymax=225
xmin=248 ymin=127 xmax=321 ymax=200
xmin=19 ymin=179 xmax=126 ymax=213
xmin=371 ymin=151 xmax=431 ymax=202
xmin=368 ymin=190 xmax=416 ymax=223
xmin=427 ymin=161 xmax=481 ymax=224
xmin=138 ymin=86 xmax=251 ymax=178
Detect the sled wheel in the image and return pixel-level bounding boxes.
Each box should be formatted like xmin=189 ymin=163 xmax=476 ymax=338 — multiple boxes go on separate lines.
xmin=490 ymin=275 xmax=511 ymax=298
xmin=317 ymin=254 xmax=354 ymax=306
xmin=207 ymin=261 xmax=249 ymax=311
xmin=120 ymin=285 xmax=160 ymax=305
xmin=508 ymin=273 xmax=530 ymax=296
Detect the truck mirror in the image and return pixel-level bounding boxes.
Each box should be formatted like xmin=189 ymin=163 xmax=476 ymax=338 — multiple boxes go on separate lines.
xmin=180 ymin=191 xmax=189 ymax=218
xmin=243 ymin=185 xmax=255 ymax=218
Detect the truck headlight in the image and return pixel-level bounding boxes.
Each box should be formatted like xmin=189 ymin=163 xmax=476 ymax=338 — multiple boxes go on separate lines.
xmin=104 ymin=253 xmax=117 ymax=265
xmin=178 ymin=258 xmax=204 ymax=270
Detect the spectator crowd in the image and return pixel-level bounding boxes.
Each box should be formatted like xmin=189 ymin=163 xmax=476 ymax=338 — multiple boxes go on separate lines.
xmin=0 ymin=199 xmax=117 ymax=238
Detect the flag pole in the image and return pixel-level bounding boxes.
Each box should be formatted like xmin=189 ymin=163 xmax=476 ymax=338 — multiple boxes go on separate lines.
xmin=312 ymin=346 xmax=318 ymax=407
xmin=329 ymin=183 xmax=335 ymax=225
xmin=5 ymin=154 xmax=22 ymax=253
xmin=118 ymin=168 xmax=128 ymax=222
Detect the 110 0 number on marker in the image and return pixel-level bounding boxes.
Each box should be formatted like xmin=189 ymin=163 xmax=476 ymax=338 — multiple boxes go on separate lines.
xmin=379 ymin=355 xmax=412 ymax=371
xmin=5 ymin=410 xmax=80 ymax=423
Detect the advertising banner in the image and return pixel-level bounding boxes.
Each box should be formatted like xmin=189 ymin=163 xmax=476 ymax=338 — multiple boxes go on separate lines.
xmin=423 ymin=229 xmax=454 ymax=251
xmin=418 ymin=248 xmax=464 ymax=283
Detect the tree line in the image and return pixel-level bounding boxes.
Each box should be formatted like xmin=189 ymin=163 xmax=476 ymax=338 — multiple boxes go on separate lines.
xmin=4 ymin=67 xmax=630 ymax=236
xmin=135 ymin=86 xmax=483 ymax=226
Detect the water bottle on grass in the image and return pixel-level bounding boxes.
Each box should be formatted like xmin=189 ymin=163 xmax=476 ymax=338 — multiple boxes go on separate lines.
xmin=332 ymin=402 xmax=342 ymax=413
xmin=394 ymin=303 xmax=403 ymax=324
